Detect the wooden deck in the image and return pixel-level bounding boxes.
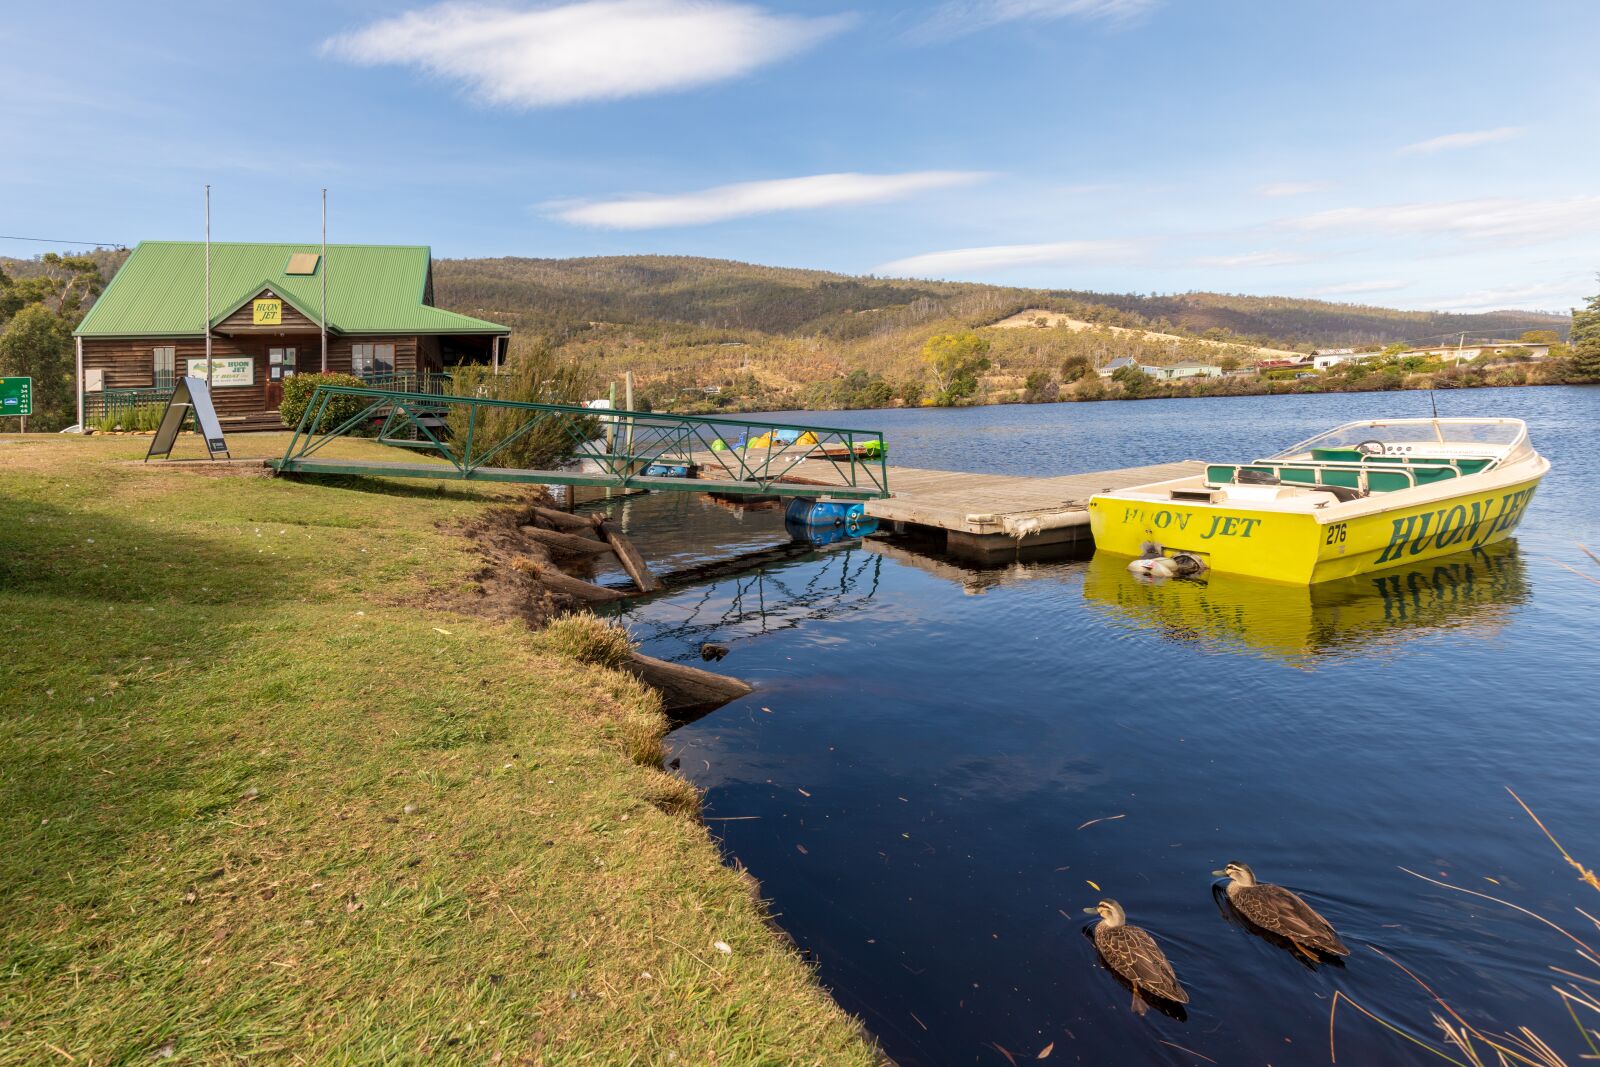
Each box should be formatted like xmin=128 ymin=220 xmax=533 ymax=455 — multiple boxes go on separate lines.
xmin=692 ymin=453 xmax=1206 ymax=561
xmin=863 ymin=460 xmax=1205 ymax=559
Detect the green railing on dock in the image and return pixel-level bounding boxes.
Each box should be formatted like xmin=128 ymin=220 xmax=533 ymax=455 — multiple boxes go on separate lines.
xmin=271 ymin=383 xmax=890 ymax=500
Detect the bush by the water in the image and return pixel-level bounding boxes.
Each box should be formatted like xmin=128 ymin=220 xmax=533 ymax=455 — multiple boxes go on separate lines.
xmin=278 ymin=372 xmax=370 ymax=431
xmin=446 ymin=343 xmax=595 ymax=469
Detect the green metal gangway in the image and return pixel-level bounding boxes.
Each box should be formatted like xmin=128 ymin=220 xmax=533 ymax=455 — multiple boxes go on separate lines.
xmin=270 ymin=383 xmax=890 ymax=500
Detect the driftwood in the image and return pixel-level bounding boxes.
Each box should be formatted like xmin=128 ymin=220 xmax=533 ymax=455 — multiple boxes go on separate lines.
xmin=524 ymin=562 xmax=629 ymax=603
xmin=596 ymin=520 xmax=663 ymax=593
xmin=520 ymin=524 xmax=616 ymax=558
xmin=532 ymin=506 xmax=603 ymax=536
xmin=625 ymin=652 xmax=752 ymax=715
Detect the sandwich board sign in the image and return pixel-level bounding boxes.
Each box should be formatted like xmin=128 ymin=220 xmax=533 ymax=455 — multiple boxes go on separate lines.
xmin=0 ymin=377 xmax=32 ymax=418
xmin=146 ymin=376 xmax=230 ymax=461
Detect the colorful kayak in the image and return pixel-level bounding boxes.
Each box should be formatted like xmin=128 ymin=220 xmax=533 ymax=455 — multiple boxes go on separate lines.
xmin=1087 ymin=418 xmax=1549 ymax=584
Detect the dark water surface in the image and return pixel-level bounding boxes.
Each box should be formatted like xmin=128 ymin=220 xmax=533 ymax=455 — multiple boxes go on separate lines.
xmin=594 ymin=387 xmax=1600 ymax=1066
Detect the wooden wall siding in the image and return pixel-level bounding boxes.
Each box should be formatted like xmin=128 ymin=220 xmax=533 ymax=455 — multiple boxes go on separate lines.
xmin=215 ymin=289 xmax=320 ymax=334
xmin=82 ymin=334 xmax=426 ymax=421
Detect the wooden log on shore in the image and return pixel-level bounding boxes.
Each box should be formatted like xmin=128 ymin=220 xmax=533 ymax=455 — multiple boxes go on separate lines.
xmin=520 ymin=525 xmax=616 ymax=558
xmin=519 ymin=560 xmax=629 ymax=603
xmin=625 ymin=652 xmax=752 ymax=714
xmin=532 ymin=506 xmax=603 ymax=536
xmin=596 ymin=520 xmax=663 ymax=593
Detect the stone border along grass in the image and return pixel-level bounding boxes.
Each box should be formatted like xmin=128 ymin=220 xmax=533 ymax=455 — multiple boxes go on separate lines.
xmin=0 ymin=432 xmax=883 ymax=1066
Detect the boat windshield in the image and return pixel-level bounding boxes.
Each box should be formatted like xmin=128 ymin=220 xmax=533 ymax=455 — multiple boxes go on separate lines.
xmin=1272 ymin=418 xmax=1527 ymax=458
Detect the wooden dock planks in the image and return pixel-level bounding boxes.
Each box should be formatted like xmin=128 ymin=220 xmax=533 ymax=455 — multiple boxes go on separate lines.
xmin=862 ymin=460 xmax=1206 ymax=534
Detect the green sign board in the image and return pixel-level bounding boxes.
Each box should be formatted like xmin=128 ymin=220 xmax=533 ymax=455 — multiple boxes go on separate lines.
xmin=0 ymin=377 xmax=32 ymax=418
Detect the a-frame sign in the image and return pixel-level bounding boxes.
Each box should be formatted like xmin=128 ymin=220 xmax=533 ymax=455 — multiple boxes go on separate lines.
xmin=145 ymin=376 xmax=230 ymax=461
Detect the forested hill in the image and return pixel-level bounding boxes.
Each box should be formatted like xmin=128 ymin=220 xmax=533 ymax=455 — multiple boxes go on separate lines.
xmin=433 ymin=254 xmax=1570 ymax=351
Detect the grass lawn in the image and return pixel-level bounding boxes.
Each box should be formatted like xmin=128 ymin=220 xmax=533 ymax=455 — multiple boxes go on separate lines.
xmin=0 ymin=432 xmax=878 ymax=1066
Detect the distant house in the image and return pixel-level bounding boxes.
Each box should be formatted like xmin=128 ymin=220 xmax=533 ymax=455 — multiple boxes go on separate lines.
xmin=74 ymin=241 xmax=511 ymax=430
xmin=1097 ymin=356 xmax=1141 ymax=378
xmin=1401 ymin=341 xmax=1551 ymax=364
xmin=1146 ymin=362 xmax=1223 ymax=381
xmin=1313 ymin=352 xmax=1369 ymax=371
xmin=1256 ymin=357 xmax=1314 ymax=372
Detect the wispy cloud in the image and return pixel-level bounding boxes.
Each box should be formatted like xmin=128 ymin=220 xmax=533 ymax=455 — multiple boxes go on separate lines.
xmin=1256 ymin=181 xmax=1330 ymax=198
xmin=550 ymin=172 xmax=989 ymax=228
xmin=911 ymin=0 xmax=1158 ymax=41
xmin=1289 ymin=195 xmax=1600 ymax=245
xmin=876 ymin=239 xmax=1137 ymax=278
xmin=1309 ymin=279 xmax=1411 ymax=296
xmin=323 ymin=0 xmax=849 ymax=108
xmin=1194 ymin=250 xmax=1307 ymax=268
xmin=1426 ymin=276 xmax=1591 ymax=313
xmin=1396 ymin=126 xmax=1524 ymax=155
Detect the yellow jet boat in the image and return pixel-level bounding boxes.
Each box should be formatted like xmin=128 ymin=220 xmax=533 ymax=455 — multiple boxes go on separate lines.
xmin=1087 ymin=417 xmax=1548 ymax=584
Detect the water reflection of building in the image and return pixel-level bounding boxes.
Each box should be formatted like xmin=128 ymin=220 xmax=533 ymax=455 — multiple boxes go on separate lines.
xmin=1080 ymin=540 xmax=1529 ymax=664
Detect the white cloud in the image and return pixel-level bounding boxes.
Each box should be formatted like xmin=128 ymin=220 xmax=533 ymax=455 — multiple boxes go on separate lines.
xmin=1308 ymin=279 xmax=1411 ymax=297
xmin=912 ymin=0 xmax=1158 ymax=40
xmin=1396 ymin=126 xmax=1524 ymax=155
xmin=1194 ymin=250 xmax=1307 ymax=268
xmin=876 ymin=239 xmax=1137 ymax=278
xmin=323 ymin=0 xmax=849 ymax=108
xmin=1289 ymin=196 xmax=1600 ymax=245
xmin=1425 ymin=276 xmax=1591 ymax=313
xmin=1256 ymin=181 xmax=1330 ymax=198
xmin=549 ymin=171 xmax=989 ymax=228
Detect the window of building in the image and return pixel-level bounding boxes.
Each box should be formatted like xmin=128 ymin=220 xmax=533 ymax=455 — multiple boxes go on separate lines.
xmin=153 ymin=346 xmax=175 ymax=388
xmin=351 ymin=343 xmax=395 ymax=377
xmin=269 ymin=347 xmax=297 ymax=382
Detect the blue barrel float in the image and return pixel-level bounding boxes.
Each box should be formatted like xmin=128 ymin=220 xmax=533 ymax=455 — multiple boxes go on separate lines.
xmin=785 ymin=498 xmax=880 ymax=546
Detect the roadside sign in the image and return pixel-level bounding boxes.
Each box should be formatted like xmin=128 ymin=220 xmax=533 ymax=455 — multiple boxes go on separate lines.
xmin=146 ymin=376 xmax=230 ymax=461
xmin=0 ymin=377 xmax=32 ymax=418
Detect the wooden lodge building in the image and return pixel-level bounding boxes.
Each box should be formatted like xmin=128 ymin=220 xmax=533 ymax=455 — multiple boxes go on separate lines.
xmin=73 ymin=242 xmax=510 ymax=430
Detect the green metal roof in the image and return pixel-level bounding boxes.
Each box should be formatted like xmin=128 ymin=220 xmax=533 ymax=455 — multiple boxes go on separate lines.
xmin=75 ymin=242 xmax=510 ymax=338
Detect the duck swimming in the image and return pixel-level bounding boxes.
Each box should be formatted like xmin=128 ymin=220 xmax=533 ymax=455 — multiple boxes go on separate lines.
xmin=1082 ymin=899 xmax=1189 ymax=1014
xmin=1213 ymin=862 xmax=1349 ymax=958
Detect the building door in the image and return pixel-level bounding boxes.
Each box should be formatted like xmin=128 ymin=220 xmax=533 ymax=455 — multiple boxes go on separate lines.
xmin=265 ymin=346 xmax=297 ymax=409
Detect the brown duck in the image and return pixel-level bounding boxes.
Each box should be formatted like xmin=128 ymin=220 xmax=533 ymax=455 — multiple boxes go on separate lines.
xmin=1214 ymin=862 xmax=1349 ymax=957
xmin=1083 ymin=899 xmax=1189 ymax=1013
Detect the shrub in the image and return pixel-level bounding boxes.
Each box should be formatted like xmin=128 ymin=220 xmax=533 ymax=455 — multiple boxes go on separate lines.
xmin=92 ymin=402 xmax=166 ymax=432
xmin=447 ymin=343 xmax=595 ymax=469
xmin=279 ymin=372 xmax=369 ymax=432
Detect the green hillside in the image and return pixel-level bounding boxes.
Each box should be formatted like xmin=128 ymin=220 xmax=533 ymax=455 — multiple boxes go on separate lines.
xmin=431 ymin=255 xmax=1572 ymax=410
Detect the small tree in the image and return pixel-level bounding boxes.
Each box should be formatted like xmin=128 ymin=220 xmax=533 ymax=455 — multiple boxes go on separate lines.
xmin=1520 ymin=329 xmax=1562 ymax=346
xmin=921 ymin=331 xmax=991 ymax=406
xmin=0 ymin=305 xmax=74 ymax=430
xmin=1059 ymin=354 xmax=1092 ymax=383
xmin=1569 ymin=287 xmax=1600 ymax=383
xmin=1111 ymin=362 xmax=1150 ymax=397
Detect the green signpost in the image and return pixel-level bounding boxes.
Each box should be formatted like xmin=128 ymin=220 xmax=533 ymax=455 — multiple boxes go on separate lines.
xmin=0 ymin=377 xmax=32 ymax=424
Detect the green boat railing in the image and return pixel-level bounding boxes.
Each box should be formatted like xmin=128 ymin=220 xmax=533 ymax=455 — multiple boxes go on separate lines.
xmin=272 ymin=384 xmax=889 ymax=499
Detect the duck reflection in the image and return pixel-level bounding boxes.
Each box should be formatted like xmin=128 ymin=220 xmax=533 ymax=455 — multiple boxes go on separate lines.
xmin=1082 ymin=539 xmax=1529 ymax=664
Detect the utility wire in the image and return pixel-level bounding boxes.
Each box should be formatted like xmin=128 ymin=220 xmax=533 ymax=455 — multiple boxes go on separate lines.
xmin=0 ymin=234 xmax=126 ymax=249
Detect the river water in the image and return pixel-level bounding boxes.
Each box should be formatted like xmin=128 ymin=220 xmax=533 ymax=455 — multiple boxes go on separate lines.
xmin=592 ymin=386 xmax=1600 ymax=1066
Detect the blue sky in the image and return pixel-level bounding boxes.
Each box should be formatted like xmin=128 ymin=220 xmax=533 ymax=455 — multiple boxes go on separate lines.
xmin=4 ymin=0 xmax=1598 ymax=313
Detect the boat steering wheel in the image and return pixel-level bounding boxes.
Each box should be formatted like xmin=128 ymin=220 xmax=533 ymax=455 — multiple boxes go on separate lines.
xmin=1354 ymin=440 xmax=1387 ymax=457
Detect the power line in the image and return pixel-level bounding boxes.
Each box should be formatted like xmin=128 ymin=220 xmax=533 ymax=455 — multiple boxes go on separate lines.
xmin=0 ymin=234 xmax=126 ymax=249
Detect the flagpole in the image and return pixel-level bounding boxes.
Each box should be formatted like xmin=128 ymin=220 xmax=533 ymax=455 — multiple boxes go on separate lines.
xmin=320 ymin=188 xmax=328 ymax=372
xmin=204 ymin=184 xmax=213 ymax=386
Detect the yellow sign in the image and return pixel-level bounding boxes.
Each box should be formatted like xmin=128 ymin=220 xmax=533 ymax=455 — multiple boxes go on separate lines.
xmin=252 ymin=298 xmax=283 ymax=326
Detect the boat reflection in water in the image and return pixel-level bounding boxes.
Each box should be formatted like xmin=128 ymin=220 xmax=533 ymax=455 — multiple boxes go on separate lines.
xmin=1081 ymin=538 xmax=1528 ymax=665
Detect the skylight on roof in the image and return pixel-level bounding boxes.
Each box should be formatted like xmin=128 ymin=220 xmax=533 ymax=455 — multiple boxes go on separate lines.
xmin=285 ymin=253 xmax=320 ymax=275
